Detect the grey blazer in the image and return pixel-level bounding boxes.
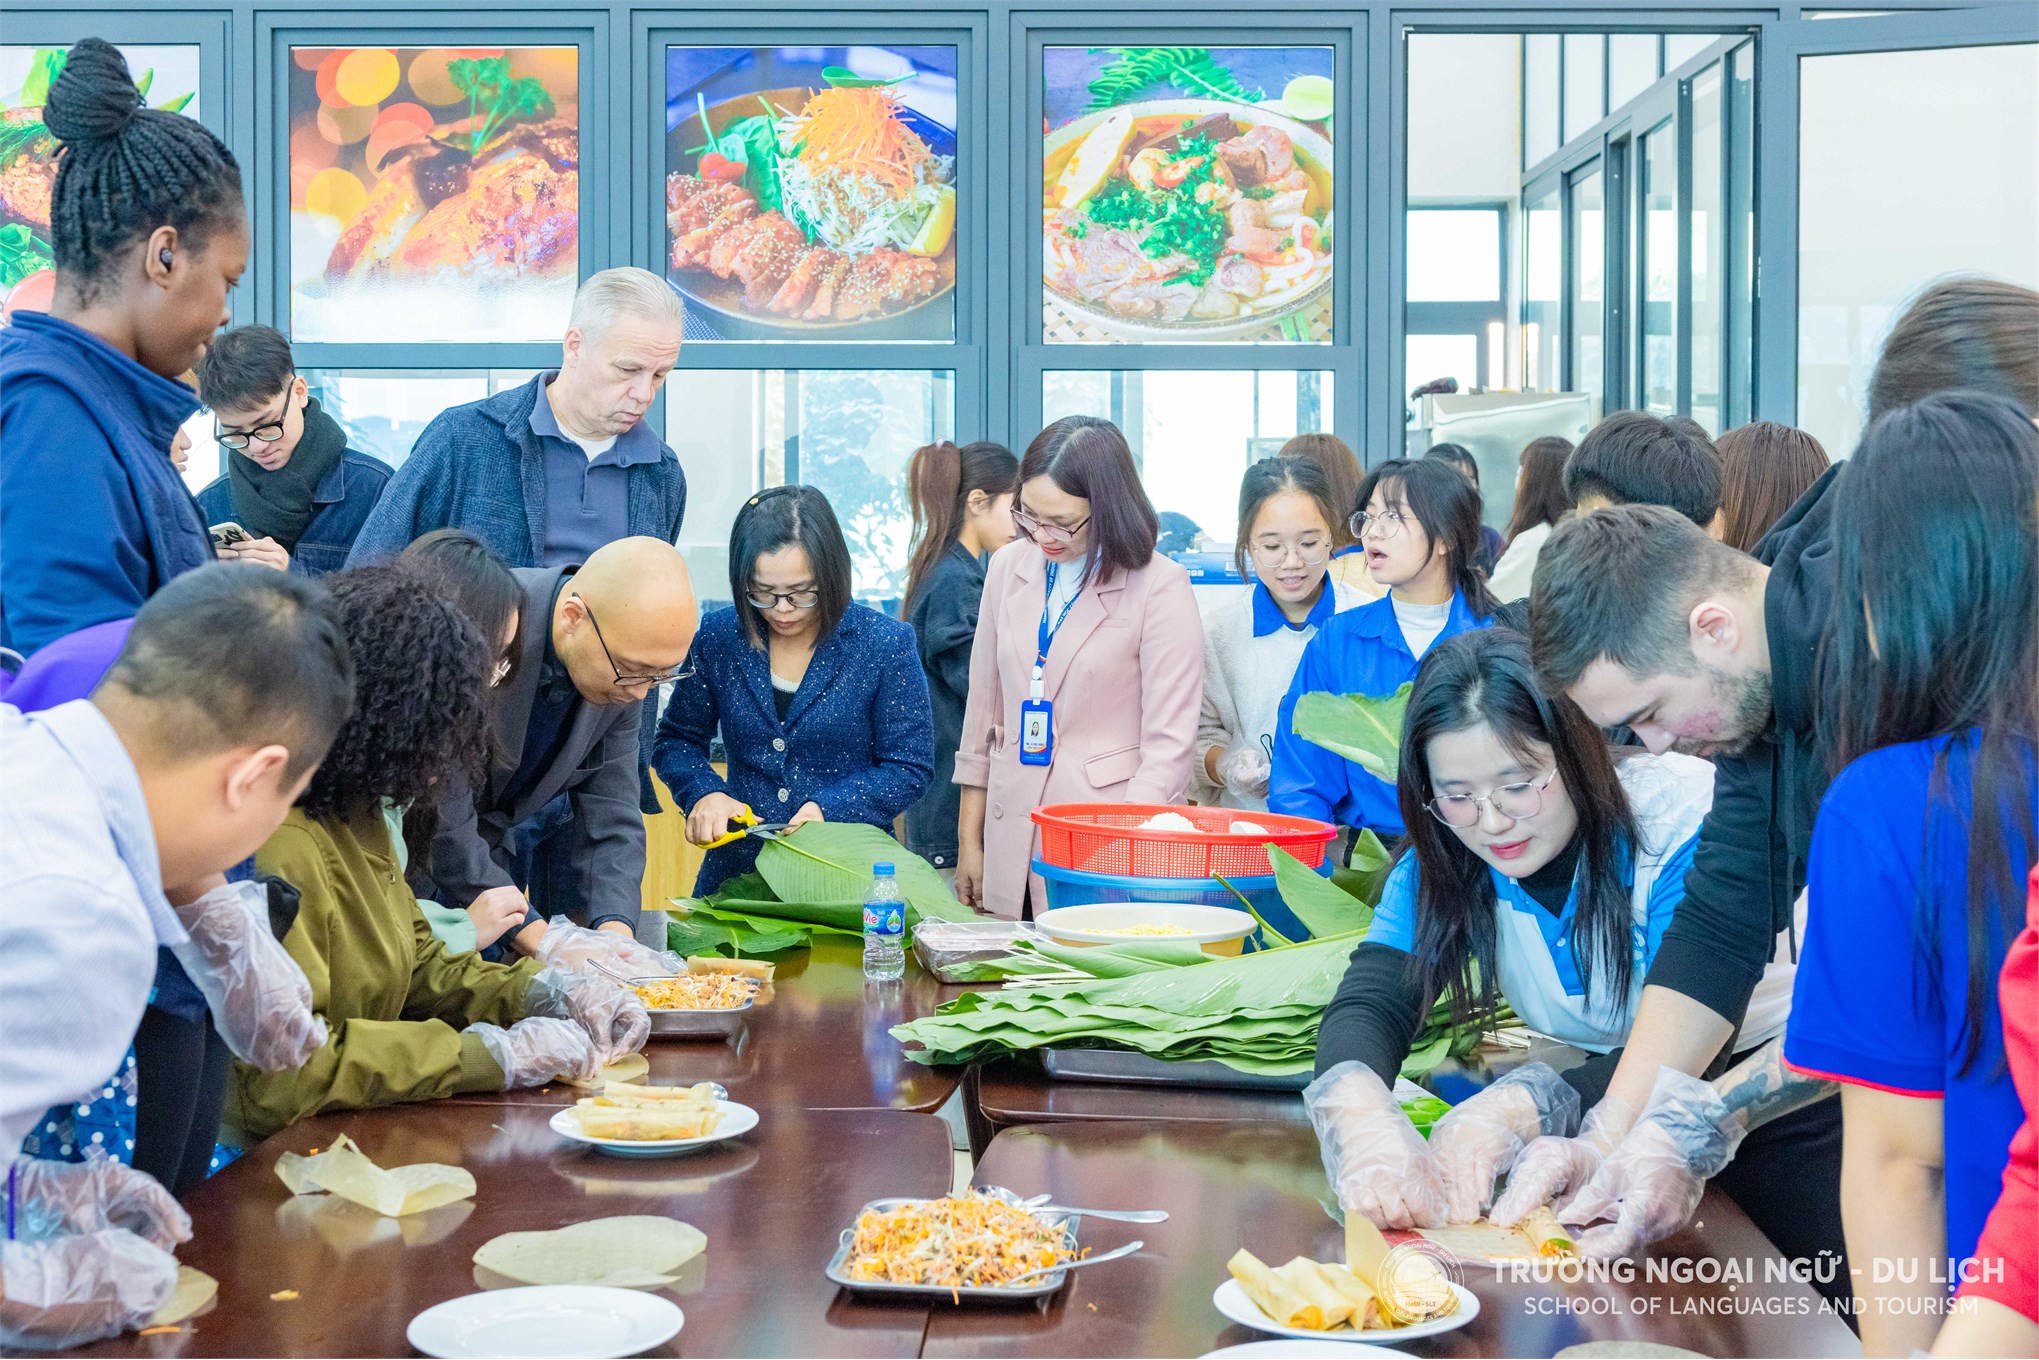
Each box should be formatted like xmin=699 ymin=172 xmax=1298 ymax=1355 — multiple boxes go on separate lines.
xmin=426 ymin=566 xmax=645 ymax=933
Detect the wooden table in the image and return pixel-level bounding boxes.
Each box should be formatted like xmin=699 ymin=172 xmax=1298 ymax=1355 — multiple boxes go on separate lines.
xmin=75 ymin=1102 xmax=952 ymax=1359
xmin=919 ymin=1122 xmax=1861 ymax=1359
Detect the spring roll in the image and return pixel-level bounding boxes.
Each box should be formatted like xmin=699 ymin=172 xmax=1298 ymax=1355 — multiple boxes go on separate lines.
xmin=1523 ymin=1207 xmax=1577 ymax=1258
xmin=1228 ymin=1249 xmax=1316 ymax=1329
xmin=1313 ymin=1260 xmax=1382 ymax=1330
xmin=1276 ymin=1258 xmax=1354 ymax=1330
xmin=575 ymin=1105 xmax=722 ymax=1141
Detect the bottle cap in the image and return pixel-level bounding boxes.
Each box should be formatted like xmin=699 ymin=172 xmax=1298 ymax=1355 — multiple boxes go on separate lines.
xmin=874 ymin=862 xmax=895 ymax=875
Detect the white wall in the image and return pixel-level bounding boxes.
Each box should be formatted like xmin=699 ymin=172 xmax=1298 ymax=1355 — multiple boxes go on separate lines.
xmin=1407 ymin=34 xmax=1522 ymax=205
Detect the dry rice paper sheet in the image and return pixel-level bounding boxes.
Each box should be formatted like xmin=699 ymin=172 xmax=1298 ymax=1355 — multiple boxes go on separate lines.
xmin=274 ymin=1133 xmax=475 ymax=1217
xmin=146 ymin=1266 xmax=218 ymax=1327
xmin=473 ymin=1216 xmax=706 ymax=1289
xmin=559 ymin=1052 xmax=651 ymax=1090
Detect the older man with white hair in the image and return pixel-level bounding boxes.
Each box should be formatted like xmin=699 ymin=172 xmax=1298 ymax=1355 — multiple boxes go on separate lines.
xmin=347 ymin=267 xmax=689 ymax=569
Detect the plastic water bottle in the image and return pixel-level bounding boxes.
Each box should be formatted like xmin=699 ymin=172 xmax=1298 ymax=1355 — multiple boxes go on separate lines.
xmin=862 ymin=862 xmax=905 ymax=981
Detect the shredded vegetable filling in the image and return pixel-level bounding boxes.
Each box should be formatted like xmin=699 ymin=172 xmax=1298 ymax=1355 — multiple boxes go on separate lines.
xmin=634 ymin=975 xmax=757 ymax=1010
xmin=845 ymin=1195 xmax=1080 ymax=1288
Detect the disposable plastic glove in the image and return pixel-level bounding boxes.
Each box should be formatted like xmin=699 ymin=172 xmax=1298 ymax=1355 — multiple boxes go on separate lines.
xmin=1491 ymin=1093 xmax=1639 ymax=1227
xmin=1428 ymin=1062 xmax=1581 ymax=1224
xmin=0 ymin=1229 xmax=179 ymax=1351
xmin=465 ymin=1016 xmax=601 ymax=1089
xmin=167 ymin=879 xmax=328 ymax=1071
xmin=9 ymin=1154 xmax=190 ymax=1252
xmin=1303 ymin=1061 xmax=1445 ymax=1230
xmin=1562 ymin=1068 xmax=1748 ymax=1259
xmin=531 ymin=916 xmax=682 ymax=982
xmin=525 ymin=965 xmax=651 ymax=1063
xmin=1219 ymin=746 xmax=1272 ymax=797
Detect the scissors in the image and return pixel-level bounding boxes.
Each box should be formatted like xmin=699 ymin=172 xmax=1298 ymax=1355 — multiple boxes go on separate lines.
xmin=701 ymin=806 xmax=794 ymax=851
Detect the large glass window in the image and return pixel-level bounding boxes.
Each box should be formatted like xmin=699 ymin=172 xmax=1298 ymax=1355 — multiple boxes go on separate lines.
xmin=1608 ymin=34 xmax=1660 ymax=109
xmin=1640 ymin=122 xmax=1676 ymax=415
xmin=1523 ymin=35 xmax=1560 ymax=168
xmin=1407 ymin=209 xmax=1501 ymax=303
xmin=1562 ymin=35 xmax=1604 ymax=144
xmin=305 ymin=370 xmax=539 ymax=468
xmin=1664 ymin=34 xmax=1718 ymax=69
xmin=1688 ymin=63 xmax=1724 ymax=434
xmin=1523 ymin=184 xmax=1561 ymax=391
xmin=1797 ymin=41 xmax=2039 ymax=453
xmin=1042 ymin=370 xmax=1331 ymax=548
xmin=287 ymin=46 xmax=580 ymax=343
xmin=1568 ymin=164 xmax=1604 ymax=412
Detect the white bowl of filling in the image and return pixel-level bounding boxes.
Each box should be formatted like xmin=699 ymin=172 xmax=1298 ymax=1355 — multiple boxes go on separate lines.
xmin=1035 ymin=902 xmax=1257 ymax=955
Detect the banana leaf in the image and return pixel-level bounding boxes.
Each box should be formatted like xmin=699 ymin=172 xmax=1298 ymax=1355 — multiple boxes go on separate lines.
xmin=754 ymin=823 xmax=974 ymax=924
xmin=665 ymin=909 xmax=809 ymax=958
xmin=1269 ymin=846 xmax=1373 ymax=939
xmin=1334 ymin=828 xmax=1394 ymax=908
xmin=1292 ymin=682 xmax=1412 ymax=783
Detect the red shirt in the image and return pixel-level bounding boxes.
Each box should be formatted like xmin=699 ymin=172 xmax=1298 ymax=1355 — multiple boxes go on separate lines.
xmin=1959 ymin=866 xmax=2039 ymax=1322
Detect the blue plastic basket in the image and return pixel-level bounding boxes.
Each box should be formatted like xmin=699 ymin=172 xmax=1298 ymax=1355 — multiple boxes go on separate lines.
xmin=1031 ymin=860 xmax=1312 ymax=944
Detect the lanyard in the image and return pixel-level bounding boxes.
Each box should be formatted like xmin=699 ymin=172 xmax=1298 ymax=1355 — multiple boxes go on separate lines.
xmin=1032 ymin=562 xmax=1082 ymax=700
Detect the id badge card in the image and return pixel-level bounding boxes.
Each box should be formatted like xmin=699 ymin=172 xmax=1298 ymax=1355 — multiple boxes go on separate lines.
xmin=1018 ymin=697 xmax=1054 ymax=765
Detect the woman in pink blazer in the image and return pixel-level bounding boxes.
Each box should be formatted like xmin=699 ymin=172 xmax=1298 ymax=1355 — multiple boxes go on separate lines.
xmin=952 ymin=416 xmax=1205 ymax=917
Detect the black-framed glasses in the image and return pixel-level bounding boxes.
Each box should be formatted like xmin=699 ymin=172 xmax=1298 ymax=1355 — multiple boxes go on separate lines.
xmin=745 ymin=588 xmax=821 ymax=611
xmin=1349 ymin=509 xmax=1410 ymax=541
xmin=215 ymin=418 xmax=287 ymax=450
xmin=575 ymin=592 xmax=693 ymax=688
xmin=1012 ymin=505 xmax=1090 ymax=545
xmin=1426 ymin=769 xmax=1560 ymax=828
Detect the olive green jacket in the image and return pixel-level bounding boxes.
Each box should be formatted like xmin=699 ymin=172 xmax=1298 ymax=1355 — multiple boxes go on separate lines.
xmin=225 ymin=805 xmax=541 ymax=1141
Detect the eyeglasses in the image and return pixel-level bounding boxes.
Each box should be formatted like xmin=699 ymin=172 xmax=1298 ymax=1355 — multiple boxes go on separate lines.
xmin=215 ymin=419 xmax=287 ymax=450
xmin=1426 ymin=769 xmax=1560 ymax=828
xmin=575 ymin=592 xmax=694 ymax=688
xmin=1349 ymin=509 xmax=1410 ymax=541
xmin=746 ymin=588 xmax=821 ymax=611
xmin=1248 ymin=538 xmax=1331 ymax=569
xmin=1012 ymin=505 xmax=1091 ymax=545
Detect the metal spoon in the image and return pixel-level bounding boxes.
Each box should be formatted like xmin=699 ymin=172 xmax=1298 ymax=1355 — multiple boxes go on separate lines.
xmin=1006 ymin=1239 xmax=1146 ymax=1286
xmin=983 ymin=1187 xmax=1170 ymax=1224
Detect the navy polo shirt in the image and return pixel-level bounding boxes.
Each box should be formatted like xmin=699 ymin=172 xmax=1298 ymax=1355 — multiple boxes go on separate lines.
xmin=530 ymin=374 xmax=664 ymax=567
xmin=1250 ymin=580 xmax=1339 ymax=637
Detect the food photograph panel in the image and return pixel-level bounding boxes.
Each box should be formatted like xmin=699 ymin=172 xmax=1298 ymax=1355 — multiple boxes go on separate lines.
xmin=287 ymin=45 xmax=581 ymax=344
xmin=665 ymin=45 xmax=959 ymax=343
xmin=1043 ymin=46 xmax=1335 ymax=345
xmin=1 ymin=44 xmax=202 ymax=326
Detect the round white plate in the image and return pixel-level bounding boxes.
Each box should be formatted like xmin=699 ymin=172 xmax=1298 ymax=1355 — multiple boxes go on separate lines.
xmin=1212 ymin=1278 xmax=1480 ymax=1346
xmin=407 ymin=1285 xmax=682 ymax=1358
xmin=1202 ymin=1342 xmax=1379 ymax=1359
xmin=549 ymin=1100 xmax=758 ymax=1158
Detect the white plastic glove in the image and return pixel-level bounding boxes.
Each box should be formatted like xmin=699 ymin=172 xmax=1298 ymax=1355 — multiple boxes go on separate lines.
xmin=1428 ymin=1062 xmax=1581 ymax=1224
xmin=168 ymin=879 xmax=328 ymax=1071
xmin=525 ymin=965 xmax=650 ymax=1063
xmin=1219 ymin=746 xmax=1272 ymax=797
xmin=1303 ymin=1061 xmax=1445 ymax=1230
xmin=531 ymin=915 xmax=681 ymax=982
xmin=9 ymin=1154 xmax=191 ymax=1252
xmin=1491 ymin=1093 xmax=1639 ymax=1227
xmin=466 ymin=1016 xmax=601 ymax=1089
xmin=1560 ymin=1068 xmax=1749 ymax=1259
xmin=0 ymin=1229 xmax=179 ymax=1350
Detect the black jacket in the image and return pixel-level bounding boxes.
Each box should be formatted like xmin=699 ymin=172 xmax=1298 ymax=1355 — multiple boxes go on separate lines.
xmin=903 ymin=542 xmax=987 ymax=866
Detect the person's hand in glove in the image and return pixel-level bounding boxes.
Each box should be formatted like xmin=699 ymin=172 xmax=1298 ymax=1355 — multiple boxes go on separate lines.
xmin=465 ymin=1016 xmax=601 ymax=1089
xmin=165 ymin=878 xmax=327 ymax=1072
xmin=526 ymin=965 xmax=651 ymax=1063
xmin=1428 ymin=1062 xmax=1580 ymax=1224
xmin=1219 ymin=746 xmax=1272 ymax=797
xmin=1491 ymin=1093 xmax=1640 ymax=1228
xmin=9 ymin=1154 xmax=190 ymax=1251
xmin=0 ymin=1228 xmax=179 ymax=1350
xmin=531 ymin=916 xmax=682 ymax=982
xmin=1558 ymin=1068 xmax=1747 ymax=1259
xmin=1303 ymin=1061 xmax=1445 ymax=1230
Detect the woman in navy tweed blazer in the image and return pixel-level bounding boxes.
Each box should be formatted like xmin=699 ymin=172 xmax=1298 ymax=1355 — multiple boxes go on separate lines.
xmin=653 ymin=487 xmax=935 ymax=895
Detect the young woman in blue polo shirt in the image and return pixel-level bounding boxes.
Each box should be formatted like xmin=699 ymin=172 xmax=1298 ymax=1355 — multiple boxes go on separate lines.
xmin=1269 ymin=457 xmax=1495 ymax=840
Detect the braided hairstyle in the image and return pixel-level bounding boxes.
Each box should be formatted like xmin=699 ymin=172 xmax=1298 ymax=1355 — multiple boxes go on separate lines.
xmin=45 ymin=38 xmax=243 ymax=300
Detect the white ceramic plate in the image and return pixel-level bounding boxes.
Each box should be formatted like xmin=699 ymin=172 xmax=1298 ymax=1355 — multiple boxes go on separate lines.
xmin=1211 ymin=1278 xmax=1480 ymax=1346
xmin=407 ymin=1285 xmax=683 ymax=1358
xmin=1202 ymin=1342 xmax=1380 ymax=1359
xmin=1035 ymin=902 xmax=1255 ymax=949
xmin=548 ymin=1100 xmax=758 ymax=1158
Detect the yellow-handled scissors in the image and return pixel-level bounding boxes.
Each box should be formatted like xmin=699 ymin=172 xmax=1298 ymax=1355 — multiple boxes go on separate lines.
xmin=702 ymin=806 xmax=793 ymax=851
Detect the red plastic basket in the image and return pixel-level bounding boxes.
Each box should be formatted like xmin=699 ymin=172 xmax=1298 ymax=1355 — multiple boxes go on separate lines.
xmin=1030 ymin=803 xmax=1337 ymax=879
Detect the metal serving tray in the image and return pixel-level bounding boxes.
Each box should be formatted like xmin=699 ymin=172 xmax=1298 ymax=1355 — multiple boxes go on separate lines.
xmin=645 ymin=997 xmax=752 ymax=1040
xmin=825 ymin=1198 xmax=1081 ymax=1303
xmin=1041 ymin=1046 xmax=1311 ymax=1092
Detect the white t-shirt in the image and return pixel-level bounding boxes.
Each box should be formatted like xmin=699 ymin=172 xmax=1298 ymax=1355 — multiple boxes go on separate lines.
xmin=1391 ymin=595 xmax=1453 ymax=658
xmin=1045 ymin=553 xmax=1088 ymax=616
xmin=543 ymin=382 xmax=618 ymax=460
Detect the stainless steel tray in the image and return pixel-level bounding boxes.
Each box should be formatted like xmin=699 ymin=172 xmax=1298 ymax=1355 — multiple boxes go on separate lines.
xmin=1041 ymin=1046 xmax=1311 ymax=1092
xmin=645 ymin=998 xmax=752 ymax=1039
xmin=825 ymin=1198 xmax=1081 ymax=1302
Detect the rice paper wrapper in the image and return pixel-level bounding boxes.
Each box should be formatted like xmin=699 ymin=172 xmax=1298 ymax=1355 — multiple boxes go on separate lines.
xmin=473 ymin=1216 xmax=706 ymax=1289
xmin=274 ymin=1133 xmax=476 ymax=1217
xmin=146 ymin=1266 xmax=219 ymax=1326
xmin=559 ymin=1052 xmax=650 ymax=1091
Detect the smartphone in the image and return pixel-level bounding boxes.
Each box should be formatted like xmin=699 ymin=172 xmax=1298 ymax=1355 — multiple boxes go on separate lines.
xmin=208 ymin=521 xmax=253 ymax=550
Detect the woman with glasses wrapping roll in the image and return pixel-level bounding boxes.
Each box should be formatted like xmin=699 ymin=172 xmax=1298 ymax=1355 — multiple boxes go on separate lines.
xmin=951 ymin=417 xmax=1205 ymax=917
xmin=1193 ymin=457 xmax=1368 ymax=813
xmin=653 ymin=486 xmax=935 ymax=896
xmin=1305 ymin=629 xmax=1826 ymax=1281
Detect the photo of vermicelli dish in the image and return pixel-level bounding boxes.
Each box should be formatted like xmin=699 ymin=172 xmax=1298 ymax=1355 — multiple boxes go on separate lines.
xmin=1042 ymin=47 xmax=1334 ymax=344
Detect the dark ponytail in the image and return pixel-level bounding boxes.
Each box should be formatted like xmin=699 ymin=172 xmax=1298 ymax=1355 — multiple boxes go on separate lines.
xmin=903 ymin=440 xmax=1017 ymax=613
xmin=46 ymin=38 xmax=243 ymax=299
xmin=1355 ymin=458 xmax=1497 ymax=618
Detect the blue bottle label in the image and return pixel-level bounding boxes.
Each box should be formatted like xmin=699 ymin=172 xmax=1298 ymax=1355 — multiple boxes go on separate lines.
xmin=863 ymin=903 xmax=904 ymax=938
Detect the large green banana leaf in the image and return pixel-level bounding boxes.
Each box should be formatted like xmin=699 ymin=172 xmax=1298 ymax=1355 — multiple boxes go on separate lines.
xmin=1292 ymin=683 xmax=1412 ymax=783
xmin=754 ymin=823 xmax=975 ymax=924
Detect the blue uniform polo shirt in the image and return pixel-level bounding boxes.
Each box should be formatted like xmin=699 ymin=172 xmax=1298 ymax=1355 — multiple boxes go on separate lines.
xmin=1250 ymin=579 xmax=1339 ymax=636
xmin=531 ymin=375 xmax=665 ymax=567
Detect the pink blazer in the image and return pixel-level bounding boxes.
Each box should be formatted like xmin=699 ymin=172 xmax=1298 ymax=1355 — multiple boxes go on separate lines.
xmin=953 ymin=539 xmax=1205 ymax=917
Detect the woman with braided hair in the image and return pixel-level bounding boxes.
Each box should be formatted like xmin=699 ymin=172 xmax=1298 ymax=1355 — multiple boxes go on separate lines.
xmin=1 ymin=37 xmax=254 ymax=658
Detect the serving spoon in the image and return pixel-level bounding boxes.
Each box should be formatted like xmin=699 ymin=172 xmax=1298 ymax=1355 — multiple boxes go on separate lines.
xmin=1005 ymin=1239 xmax=1146 ymax=1285
xmin=977 ymin=1185 xmax=1171 ymax=1224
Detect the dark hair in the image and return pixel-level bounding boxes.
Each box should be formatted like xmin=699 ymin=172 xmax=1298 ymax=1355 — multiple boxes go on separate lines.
xmin=1714 ymin=422 xmax=1829 ymax=553
xmin=96 ymin=563 xmax=354 ymax=782
xmin=1018 ymin=417 xmax=1159 ymax=585
xmin=299 ymin=565 xmax=493 ymax=821
xmin=399 ymin=529 xmax=522 ymax=680
xmin=1233 ymin=456 xmax=1340 ymax=578
xmin=1504 ymin=435 xmax=1575 ymax=542
xmin=729 ymin=485 xmax=853 ymax=648
xmin=1398 ymin=630 xmax=1643 ymax=1028
xmin=1354 ymin=458 xmax=1496 ymax=617
xmin=1822 ymin=391 xmax=2038 ymax=1074
xmin=1424 ymin=442 xmax=1480 ymax=489
xmin=1564 ymin=410 xmax=1723 ymax=528
xmin=903 ymin=439 xmax=1017 ymax=613
xmin=1529 ymin=504 xmax=1760 ymax=693
xmin=45 ymin=38 xmax=244 ymax=300
xmin=1281 ymin=433 xmax=1364 ymax=547
xmin=197 ymin=324 xmax=294 ymax=412
xmin=1868 ymin=276 xmax=2039 ymax=421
